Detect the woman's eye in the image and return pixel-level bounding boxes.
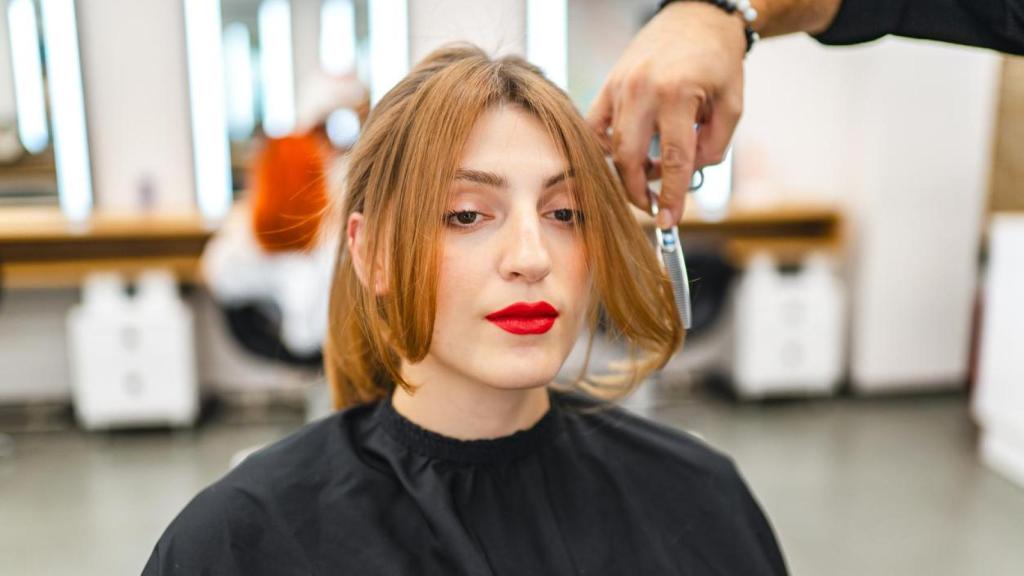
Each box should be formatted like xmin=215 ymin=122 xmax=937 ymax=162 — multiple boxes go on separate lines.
xmin=551 ymin=208 xmax=583 ymax=225
xmin=445 ymin=210 xmax=481 ymax=227
xmin=444 ymin=209 xmax=583 ymax=228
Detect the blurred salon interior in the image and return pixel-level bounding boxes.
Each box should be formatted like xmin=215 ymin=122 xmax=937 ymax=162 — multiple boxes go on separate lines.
xmin=0 ymin=0 xmax=1022 ymax=574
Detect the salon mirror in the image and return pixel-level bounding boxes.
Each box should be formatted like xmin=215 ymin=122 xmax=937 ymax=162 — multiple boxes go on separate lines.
xmin=0 ymin=0 xmax=58 ymax=207
xmin=214 ymin=0 xmax=370 ymax=197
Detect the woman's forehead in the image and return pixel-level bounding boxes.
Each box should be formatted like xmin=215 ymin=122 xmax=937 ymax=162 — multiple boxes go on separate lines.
xmin=458 ymin=106 xmax=568 ymax=180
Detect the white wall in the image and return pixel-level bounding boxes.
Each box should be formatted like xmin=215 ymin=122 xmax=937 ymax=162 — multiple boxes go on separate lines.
xmin=409 ymin=0 xmax=525 ymax=63
xmin=737 ymin=36 xmax=1001 ymax=391
xmin=76 ymin=0 xmax=195 ymax=212
xmin=736 ymin=35 xmax=868 ymax=201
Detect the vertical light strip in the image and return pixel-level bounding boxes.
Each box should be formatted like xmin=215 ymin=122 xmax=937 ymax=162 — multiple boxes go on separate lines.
xmin=40 ymin=0 xmax=91 ymax=220
xmin=223 ymin=22 xmax=255 ymax=140
xmin=184 ymin=0 xmax=233 ymax=220
xmin=320 ymin=0 xmax=356 ymax=75
xmin=526 ymin=0 xmax=567 ymax=89
xmin=7 ymin=0 xmax=49 ymax=154
xmin=367 ymin=0 xmax=408 ymax=105
xmin=258 ymin=0 xmax=296 ymax=137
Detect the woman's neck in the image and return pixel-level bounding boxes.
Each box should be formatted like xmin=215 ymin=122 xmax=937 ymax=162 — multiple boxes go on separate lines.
xmin=393 ymin=358 xmax=551 ymax=440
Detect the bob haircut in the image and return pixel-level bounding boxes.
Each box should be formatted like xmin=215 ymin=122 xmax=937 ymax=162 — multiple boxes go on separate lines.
xmin=326 ymin=44 xmax=683 ymax=409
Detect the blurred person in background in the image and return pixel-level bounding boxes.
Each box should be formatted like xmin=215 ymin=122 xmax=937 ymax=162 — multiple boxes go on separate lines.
xmin=251 ymin=72 xmax=369 ymax=252
xmin=592 ymin=0 xmax=1024 ymax=230
xmin=201 ymin=72 xmax=368 ymax=364
xmin=143 ymin=45 xmax=786 ymax=575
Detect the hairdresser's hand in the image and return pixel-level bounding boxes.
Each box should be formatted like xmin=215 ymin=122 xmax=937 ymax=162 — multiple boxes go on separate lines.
xmin=587 ymin=2 xmax=746 ymax=229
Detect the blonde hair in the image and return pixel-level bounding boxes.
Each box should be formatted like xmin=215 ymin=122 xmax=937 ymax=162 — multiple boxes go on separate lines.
xmin=325 ymin=45 xmax=683 ymax=409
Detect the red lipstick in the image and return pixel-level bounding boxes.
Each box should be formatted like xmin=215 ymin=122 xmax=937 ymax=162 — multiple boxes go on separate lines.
xmin=485 ymin=301 xmax=559 ymax=335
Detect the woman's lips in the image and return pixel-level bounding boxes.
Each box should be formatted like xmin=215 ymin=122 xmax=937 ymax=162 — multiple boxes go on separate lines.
xmin=486 ymin=301 xmax=559 ymax=335
xmin=488 ymin=316 xmax=557 ymax=335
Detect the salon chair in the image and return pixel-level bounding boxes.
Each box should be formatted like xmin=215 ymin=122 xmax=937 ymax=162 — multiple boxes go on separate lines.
xmin=222 ymin=303 xmax=322 ymax=369
xmin=681 ymin=251 xmax=737 ymax=340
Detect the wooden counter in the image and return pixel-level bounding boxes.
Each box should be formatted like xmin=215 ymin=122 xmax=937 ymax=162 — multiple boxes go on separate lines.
xmin=636 ymin=201 xmax=844 ymax=265
xmin=0 ymin=206 xmax=215 ymax=289
xmin=0 ymin=200 xmax=843 ymax=289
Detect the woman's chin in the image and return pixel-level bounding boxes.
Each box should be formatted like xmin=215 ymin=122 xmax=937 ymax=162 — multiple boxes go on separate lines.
xmin=477 ymin=360 xmax=563 ymax=391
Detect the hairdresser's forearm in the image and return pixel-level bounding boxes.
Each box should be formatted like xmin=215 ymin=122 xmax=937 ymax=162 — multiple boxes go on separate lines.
xmin=749 ymin=0 xmax=842 ymax=37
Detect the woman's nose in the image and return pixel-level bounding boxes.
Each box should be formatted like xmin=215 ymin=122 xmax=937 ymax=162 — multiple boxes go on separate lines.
xmin=498 ymin=212 xmax=552 ymax=283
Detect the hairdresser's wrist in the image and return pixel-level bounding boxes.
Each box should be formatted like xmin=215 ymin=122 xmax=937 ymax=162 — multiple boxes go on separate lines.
xmin=661 ymin=0 xmax=843 ymax=38
xmin=659 ymin=0 xmax=759 ymax=53
xmin=735 ymin=0 xmax=842 ymax=38
xmin=654 ymin=1 xmax=748 ymax=57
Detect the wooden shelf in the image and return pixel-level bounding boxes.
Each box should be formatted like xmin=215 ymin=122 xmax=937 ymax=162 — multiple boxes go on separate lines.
xmin=635 ymin=201 xmax=844 ymax=265
xmin=0 ymin=206 xmax=216 ymax=243
xmin=0 ymin=206 xmax=214 ymax=288
xmin=0 ymin=200 xmax=843 ymax=289
xmin=2 ymin=257 xmax=204 ymax=289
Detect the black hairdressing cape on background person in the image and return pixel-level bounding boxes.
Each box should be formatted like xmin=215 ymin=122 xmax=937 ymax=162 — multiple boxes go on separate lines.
xmin=143 ymin=388 xmax=787 ymax=575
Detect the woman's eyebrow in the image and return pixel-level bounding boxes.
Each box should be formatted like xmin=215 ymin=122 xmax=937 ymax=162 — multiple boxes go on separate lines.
xmin=455 ymin=169 xmax=506 ymax=188
xmin=544 ymin=169 xmax=574 ymax=188
xmin=454 ymin=168 xmax=574 ymax=189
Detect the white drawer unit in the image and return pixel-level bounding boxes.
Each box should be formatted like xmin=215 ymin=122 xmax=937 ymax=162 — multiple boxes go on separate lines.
xmin=67 ymin=270 xmax=198 ymax=429
xmin=731 ymin=253 xmax=845 ymax=399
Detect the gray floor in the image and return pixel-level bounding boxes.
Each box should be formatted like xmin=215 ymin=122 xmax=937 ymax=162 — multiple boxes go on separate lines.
xmin=2 ymin=384 xmax=1023 ymax=575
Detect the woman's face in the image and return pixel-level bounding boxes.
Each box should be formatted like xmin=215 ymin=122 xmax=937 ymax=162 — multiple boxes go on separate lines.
xmin=421 ymin=105 xmax=591 ymax=392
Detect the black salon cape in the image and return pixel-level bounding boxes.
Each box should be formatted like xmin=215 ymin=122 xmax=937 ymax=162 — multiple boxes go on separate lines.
xmin=143 ymin=389 xmax=787 ymax=575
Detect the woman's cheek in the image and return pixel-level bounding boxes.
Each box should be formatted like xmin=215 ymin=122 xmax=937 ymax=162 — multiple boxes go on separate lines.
xmin=568 ymin=246 xmax=592 ymax=327
xmin=436 ymin=245 xmax=478 ymax=309
xmin=561 ymin=241 xmax=588 ymax=288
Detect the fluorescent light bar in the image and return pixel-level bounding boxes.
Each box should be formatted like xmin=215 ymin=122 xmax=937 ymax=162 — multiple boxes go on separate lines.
xmin=258 ymin=0 xmax=296 ymax=137
xmin=40 ymin=0 xmax=91 ymax=220
xmin=320 ymin=0 xmax=356 ymax=75
xmin=184 ymin=0 xmax=233 ymax=220
xmin=7 ymin=0 xmax=49 ymax=154
xmin=223 ymin=22 xmax=256 ymax=140
xmin=368 ymin=0 xmax=408 ymax=105
xmin=526 ymin=0 xmax=567 ymax=89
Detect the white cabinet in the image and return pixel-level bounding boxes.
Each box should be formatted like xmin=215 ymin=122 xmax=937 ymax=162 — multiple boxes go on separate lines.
xmin=732 ymin=254 xmax=845 ymax=399
xmin=67 ymin=270 xmax=198 ymax=429
xmin=974 ymin=215 xmax=1024 ymax=489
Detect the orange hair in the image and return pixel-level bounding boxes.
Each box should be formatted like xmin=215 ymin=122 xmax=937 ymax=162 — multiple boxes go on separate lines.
xmin=250 ymin=133 xmax=328 ymax=252
xmin=326 ymin=45 xmax=683 ymax=409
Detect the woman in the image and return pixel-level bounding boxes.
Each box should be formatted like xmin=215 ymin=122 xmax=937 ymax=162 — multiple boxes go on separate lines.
xmin=144 ymin=45 xmax=786 ymax=575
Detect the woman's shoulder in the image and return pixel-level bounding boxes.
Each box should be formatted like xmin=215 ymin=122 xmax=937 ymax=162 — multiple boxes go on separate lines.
xmin=205 ymin=401 xmax=377 ymax=499
xmin=143 ymin=403 xmax=381 ymax=575
xmin=142 ymin=472 xmax=310 ymax=575
xmin=553 ymin=388 xmax=788 ymax=574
